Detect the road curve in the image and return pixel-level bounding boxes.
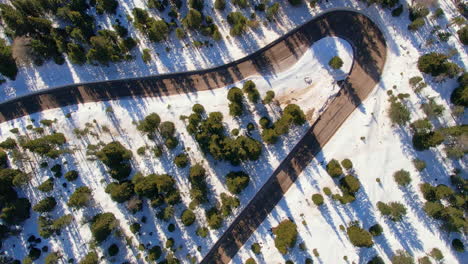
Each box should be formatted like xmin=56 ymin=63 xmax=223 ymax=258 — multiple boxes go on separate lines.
xmin=200 ymin=11 xmax=387 ymax=264
xmin=0 ymin=9 xmax=387 ymax=264
xmin=0 ymin=11 xmax=384 ymax=124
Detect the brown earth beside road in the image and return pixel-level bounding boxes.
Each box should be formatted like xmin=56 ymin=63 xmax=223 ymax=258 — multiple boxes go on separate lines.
xmin=0 ymin=10 xmax=387 ymax=264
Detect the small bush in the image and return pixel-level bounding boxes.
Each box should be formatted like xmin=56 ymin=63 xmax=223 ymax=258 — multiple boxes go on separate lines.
xmin=174 ymin=153 xmax=189 ymax=168
xmin=346 ymin=223 xmax=374 ymax=247
xmin=105 ymin=182 xmax=134 ymax=203
xmin=368 ymin=255 xmax=385 ymax=264
xmin=245 ymin=258 xmax=256 ymax=264
xmin=393 ymin=169 xmax=411 ymax=186
xmin=369 ymin=224 xmax=383 ymax=236
xmin=251 ymin=243 xmax=261 ymax=254
xmin=388 ymin=101 xmax=410 ymax=125
xmin=452 ymin=238 xmax=464 ymax=252
xmin=273 ymin=220 xmax=297 ymax=254
xmin=329 ymin=56 xmax=344 ymax=69
xmin=326 ymin=159 xmax=343 ymax=178
xmin=391 ymin=250 xmax=413 ymax=264
xmin=192 ymin=104 xmax=205 ymax=114
xmin=196 ymin=226 xmax=209 ymax=237
xmin=68 ymin=186 xmax=92 ymax=208
xmin=130 ymin=223 xmax=140 ymax=234
xmin=96 ymin=141 xmax=132 ymax=181
xmin=341 ymin=159 xmax=353 ymax=170
xmin=339 ymin=175 xmax=361 ymax=194
xmin=64 ymin=170 xmax=79 ymax=181
xmin=90 ymin=213 xmax=117 ymax=243
xmin=408 ymin=17 xmax=425 ymax=31
xmin=148 ymin=246 xmax=162 ymax=261
xmin=418 ymin=256 xmax=431 ymax=264
xmin=262 ymin=90 xmax=275 ymax=104
xmin=33 ymin=197 xmax=57 ymax=213
xmin=108 ymin=244 xmax=119 ymax=256
xmin=226 ymin=171 xmax=250 ymax=194
xmin=392 ymin=5 xmax=403 ymax=17
xmin=214 ymin=0 xmax=226 ymax=10
xmin=44 ymin=252 xmax=60 ymax=264
xmin=412 ymin=159 xmax=426 ymax=171
xmin=78 ymin=251 xmax=98 ymax=264
xmin=457 ymin=26 xmax=468 ymax=45
xmin=429 ymin=248 xmax=443 ymax=261
xmin=38 ymin=178 xmax=54 ymax=192
xmin=311 ymin=193 xmax=324 ymax=206
xmin=181 ymin=209 xmax=196 ymax=226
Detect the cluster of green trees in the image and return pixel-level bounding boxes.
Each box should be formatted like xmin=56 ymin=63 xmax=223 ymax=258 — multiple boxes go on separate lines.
xmin=227 ymin=81 xmax=262 ymax=116
xmin=68 ymin=186 xmax=92 ymax=208
xmin=38 ymin=214 xmax=73 ymax=238
xmin=132 ymin=8 xmax=169 ymax=42
xmin=137 ymin=113 xmax=179 ymax=152
xmin=346 ymin=221 xmax=374 ymax=248
xmin=33 ymin=196 xmax=57 ymax=213
xmin=273 ymin=219 xmax=298 ymax=254
xmin=90 ymin=212 xmax=118 ymax=243
xmin=21 ymin=133 xmax=67 ymax=158
xmin=133 ymin=172 xmax=181 ymax=207
xmin=458 ymin=25 xmax=468 ymax=45
xmin=227 ymin=12 xmax=249 ymax=36
xmin=410 ymin=118 xmax=444 ymax=151
xmin=377 ymin=201 xmax=407 ymax=221
xmin=0 ymin=148 xmax=31 ymax=236
xmin=420 ymin=176 xmax=467 ymax=233
xmin=408 ymin=4 xmax=430 ymax=31
xmin=0 ymin=0 xmax=136 ymax=66
xmin=0 ymin=168 xmax=31 ymax=225
xmin=226 ymin=171 xmax=250 ymax=194
xmin=417 ymin=52 xmax=461 ymax=78
xmin=387 ymin=92 xmax=411 ymax=126
xmin=325 ymin=159 xmax=360 ymax=204
xmin=185 ymin=106 xmax=262 ymax=165
xmin=202 ymin=191 xmax=239 ymax=230
xmin=451 ymin=72 xmax=467 ymax=107
xmin=0 ymin=39 xmax=18 ymax=81
xmin=96 ymin=141 xmax=133 ymax=181
xmin=188 ymin=163 xmax=208 ymax=206
xmin=261 ymin=104 xmax=307 ymax=144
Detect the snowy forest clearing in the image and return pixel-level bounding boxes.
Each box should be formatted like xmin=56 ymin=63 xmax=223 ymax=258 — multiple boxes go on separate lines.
xmin=0 ymin=36 xmax=352 ymax=262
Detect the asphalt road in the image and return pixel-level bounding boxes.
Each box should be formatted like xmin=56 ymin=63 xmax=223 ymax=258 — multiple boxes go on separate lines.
xmin=200 ymin=11 xmax=387 ymax=264
xmin=0 ymin=10 xmax=387 ymax=264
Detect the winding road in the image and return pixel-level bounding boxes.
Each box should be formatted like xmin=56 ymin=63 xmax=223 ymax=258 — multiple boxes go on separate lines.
xmin=0 ymin=10 xmax=387 ymax=264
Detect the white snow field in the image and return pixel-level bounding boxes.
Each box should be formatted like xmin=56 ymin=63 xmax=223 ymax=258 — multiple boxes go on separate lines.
xmin=0 ymin=36 xmax=352 ymax=262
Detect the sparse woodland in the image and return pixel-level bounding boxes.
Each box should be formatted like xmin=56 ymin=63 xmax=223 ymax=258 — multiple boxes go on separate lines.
xmin=0 ymin=0 xmax=467 ymax=264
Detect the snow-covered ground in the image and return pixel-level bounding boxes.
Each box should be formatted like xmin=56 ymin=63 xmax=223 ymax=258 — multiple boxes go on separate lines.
xmin=1 ymin=0 xmax=467 ymax=263
xmin=229 ymin=1 xmax=468 ymax=264
xmin=0 ymin=36 xmax=352 ymax=262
